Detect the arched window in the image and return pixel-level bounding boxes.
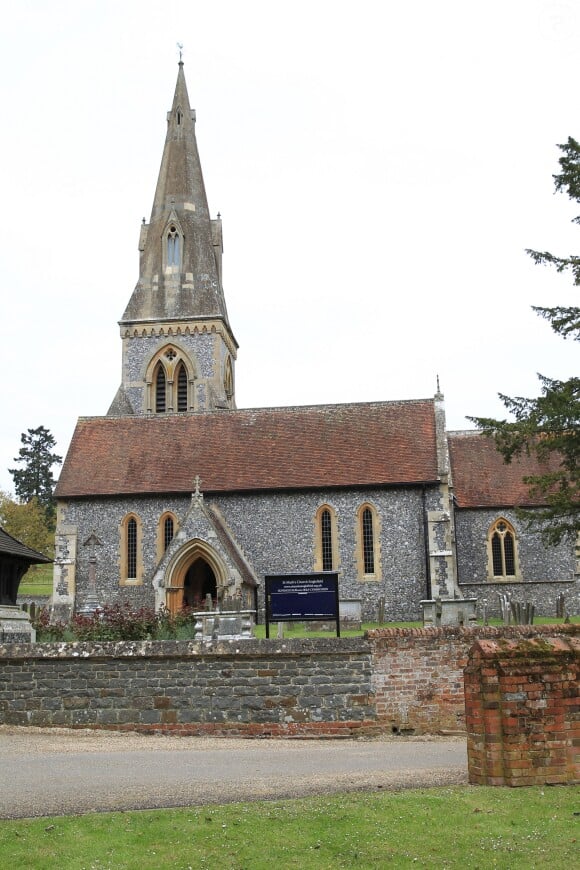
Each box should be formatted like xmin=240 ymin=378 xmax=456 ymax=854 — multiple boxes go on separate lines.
xmin=177 ymin=363 xmax=188 ymax=412
xmin=321 ymin=509 xmax=333 ymax=571
xmin=488 ymin=518 xmax=519 ymax=580
xmin=356 ymin=503 xmax=381 ymax=580
xmin=314 ymin=504 xmax=339 ymax=573
xmin=145 ymin=347 xmax=196 ymax=415
xmin=127 ymin=518 xmax=137 ymax=579
xmin=120 ymin=514 xmax=143 ymax=585
xmin=157 ymin=512 xmax=178 ymax=562
xmin=164 ymin=515 xmax=174 ymax=551
xmin=362 ymin=508 xmax=375 ymax=574
xmin=155 ymin=363 xmax=167 ymax=413
xmin=167 ymin=225 xmax=181 ymax=268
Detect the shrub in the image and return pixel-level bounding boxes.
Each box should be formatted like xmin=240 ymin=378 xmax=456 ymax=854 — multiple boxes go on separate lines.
xmin=71 ymin=602 xmax=159 ymax=642
xmin=31 ymin=607 xmax=67 ymax=642
xmin=31 ymin=602 xmax=199 ymax=643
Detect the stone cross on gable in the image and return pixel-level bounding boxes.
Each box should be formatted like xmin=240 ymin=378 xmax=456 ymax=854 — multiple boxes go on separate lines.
xmin=83 ymin=531 xmax=102 ymax=556
xmin=192 ymin=475 xmax=203 ymax=502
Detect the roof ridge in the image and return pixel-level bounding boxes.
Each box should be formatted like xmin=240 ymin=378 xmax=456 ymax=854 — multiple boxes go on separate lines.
xmin=78 ymin=396 xmax=437 ymax=424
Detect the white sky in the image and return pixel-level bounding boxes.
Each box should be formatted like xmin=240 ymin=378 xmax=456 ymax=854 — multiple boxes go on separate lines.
xmin=0 ymin=0 xmax=578 ymax=494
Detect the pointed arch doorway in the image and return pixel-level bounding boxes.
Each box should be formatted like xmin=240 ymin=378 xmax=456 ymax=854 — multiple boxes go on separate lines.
xmin=183 ymin=558 xmax=217 ymax=609
xmin=165 ymin=541 xmax=223 ymax=615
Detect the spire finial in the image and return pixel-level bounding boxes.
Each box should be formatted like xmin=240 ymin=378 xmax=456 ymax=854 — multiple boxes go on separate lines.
xmin=177 ymin=42 xmax=184 ymax=64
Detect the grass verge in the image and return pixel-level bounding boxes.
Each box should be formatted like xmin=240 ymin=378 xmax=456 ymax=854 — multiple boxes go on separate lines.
xmin=0 ymin=785 xmax=577 ymax=869
xmin=17 ymin=564 xmax=52 ymax=597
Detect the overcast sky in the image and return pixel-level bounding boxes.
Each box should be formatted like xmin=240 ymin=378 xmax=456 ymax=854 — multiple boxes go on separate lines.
xmin=1 ymin=0 xmax=578 ymax=495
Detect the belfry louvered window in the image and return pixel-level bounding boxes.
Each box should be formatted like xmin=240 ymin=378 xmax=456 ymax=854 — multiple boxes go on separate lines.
xmin=362 ymin=508 xmax=375 ymax=574
xmin=177 ymin=363 xmax=188 ymax=412
xmin=489 ymin=518 xmax=517 ymax=578
xmin=155 ymin=365 xmax=166 ymax=413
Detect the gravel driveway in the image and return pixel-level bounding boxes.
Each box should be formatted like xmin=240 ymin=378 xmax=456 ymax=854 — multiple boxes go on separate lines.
xmin=0 ymin=726 xmax=467 ymax=819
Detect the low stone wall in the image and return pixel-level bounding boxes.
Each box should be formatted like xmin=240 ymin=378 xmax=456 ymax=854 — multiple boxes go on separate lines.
xmin=464 ymin=637 xmax=579 ymax=786
xmin=0 ymin=638 xmax=376 ymax=737
xmin=0 ymin=626 xmax=577 ymax=737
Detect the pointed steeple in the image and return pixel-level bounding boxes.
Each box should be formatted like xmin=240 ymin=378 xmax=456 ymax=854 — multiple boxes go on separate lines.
xmin=121 ymin=63 xmax=230 ymax=327
xmin=109 ymin=64 xmax=237 ymax=417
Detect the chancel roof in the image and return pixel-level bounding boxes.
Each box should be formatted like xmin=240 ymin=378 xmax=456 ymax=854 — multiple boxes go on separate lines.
xmin=448 ymin=431 xmax=559 ymax=508
xmin=56 ymin=400 xmax=440 ymax=498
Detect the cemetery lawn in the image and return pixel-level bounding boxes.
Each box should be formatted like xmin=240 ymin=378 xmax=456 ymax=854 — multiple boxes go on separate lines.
xmin=0 ymin=785 xmax=578 ymax=869
xmin=17 ymin=564 xmax=52 ymax=597
xmin=253 ymin=616 xmax=579 ymax=638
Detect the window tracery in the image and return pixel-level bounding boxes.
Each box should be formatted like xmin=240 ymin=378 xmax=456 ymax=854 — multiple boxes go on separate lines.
xmin=487 ymin=518 xmax=520 ymax=580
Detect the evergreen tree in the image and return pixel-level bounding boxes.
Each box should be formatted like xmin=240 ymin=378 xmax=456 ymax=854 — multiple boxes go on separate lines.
xmin=470 ymin=138 xmax=580 ymax=546
xmin=8 ymin=426 xmax=62 ymax=523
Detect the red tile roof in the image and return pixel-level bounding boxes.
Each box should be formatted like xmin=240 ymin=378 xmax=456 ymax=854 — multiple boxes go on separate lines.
xmin=448 ymin=431 xmax=557 ymax=508
xmin=56 ymin=400 xmax=439 ymax=498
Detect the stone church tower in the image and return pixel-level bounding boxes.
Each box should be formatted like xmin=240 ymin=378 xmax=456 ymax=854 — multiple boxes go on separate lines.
xmin=108 ymin=62 xmax=237 ymax=417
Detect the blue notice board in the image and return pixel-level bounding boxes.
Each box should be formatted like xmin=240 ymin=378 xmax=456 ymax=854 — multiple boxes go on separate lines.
xmin=264 ymin=573 xmax=340 ymax=637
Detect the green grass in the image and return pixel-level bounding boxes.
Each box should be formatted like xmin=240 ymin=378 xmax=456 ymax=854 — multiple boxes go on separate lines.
xmin=17 ymin=563 xmax=52 ymax=597
xmin=253 ymin=617 xmax=578 ymax=639
xmin=0 ymin=785 xmax=578 ymax=868
xmin=253 ymin=621 xmax=419 ymax=639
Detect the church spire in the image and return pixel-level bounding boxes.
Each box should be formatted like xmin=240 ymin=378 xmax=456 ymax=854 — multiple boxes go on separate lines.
xmin=121 ymin=63 xmax=230 ymax=327
xmin=109 ymin=64 xmax=237 ymax=417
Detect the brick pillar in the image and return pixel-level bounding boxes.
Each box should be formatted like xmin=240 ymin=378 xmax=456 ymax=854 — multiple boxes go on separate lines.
xmin=464 ymin=637 xmax=579 ymax=787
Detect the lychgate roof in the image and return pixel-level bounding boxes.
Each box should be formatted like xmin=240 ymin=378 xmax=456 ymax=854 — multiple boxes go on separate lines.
xmin=56 ymin=400 xmax=440 ymax=498
xmin=0 ymin=527 xmax=51 ymax=563
xmin=448 ymin=430 xmax=559 ymax=508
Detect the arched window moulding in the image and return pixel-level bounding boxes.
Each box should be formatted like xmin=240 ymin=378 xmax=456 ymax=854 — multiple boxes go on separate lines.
xmin=120 ymin=513 xmax=143 ymax=585
xmin=313 ymin=504 xmax=339 ymax=573
xmin=355 ymin=503 xmax=382 ymax=581
xmin=157 ymin=512 xmax=178 ymax=562
xmin=487 ymin=517 xmax=521 ymax=581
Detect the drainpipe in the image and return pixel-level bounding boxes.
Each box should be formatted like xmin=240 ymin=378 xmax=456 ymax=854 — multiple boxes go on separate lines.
xmin=422 ymin=486 xmax=432 ymax=599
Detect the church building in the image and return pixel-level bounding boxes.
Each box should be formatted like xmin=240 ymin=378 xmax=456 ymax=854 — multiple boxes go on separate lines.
xmin=52 ymin=64 xmax=578 ymax=622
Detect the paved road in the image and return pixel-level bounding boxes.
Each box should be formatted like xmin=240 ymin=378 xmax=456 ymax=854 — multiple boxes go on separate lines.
xmin=0 ymin=727 xmax=467 ymax=819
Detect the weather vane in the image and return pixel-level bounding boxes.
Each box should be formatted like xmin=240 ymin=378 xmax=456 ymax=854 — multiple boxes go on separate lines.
xmin=177 ymin=42 xmax=184 ymax=62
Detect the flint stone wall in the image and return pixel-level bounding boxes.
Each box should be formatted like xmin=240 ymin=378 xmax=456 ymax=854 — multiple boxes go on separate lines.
xmin=0 ymin=637 xmax=376 ymax=737
xmin=0 ymin=625 xmax=577 ymax=737
xmin=60 ymin=486 xmax=440 ymax=622
xmin=455 ymin=510 xmax=576 ymax=583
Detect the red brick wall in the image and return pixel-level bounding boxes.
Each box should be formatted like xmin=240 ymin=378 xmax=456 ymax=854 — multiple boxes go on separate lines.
xmin=368 ymin=625 xmax=579 ymax=735
xmin=464 ymin=636 xmax=579 ymax=786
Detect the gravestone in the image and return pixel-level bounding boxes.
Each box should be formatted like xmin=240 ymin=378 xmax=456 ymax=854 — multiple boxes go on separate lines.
xmin=0 ymin=605 xmax=36 ymax=643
